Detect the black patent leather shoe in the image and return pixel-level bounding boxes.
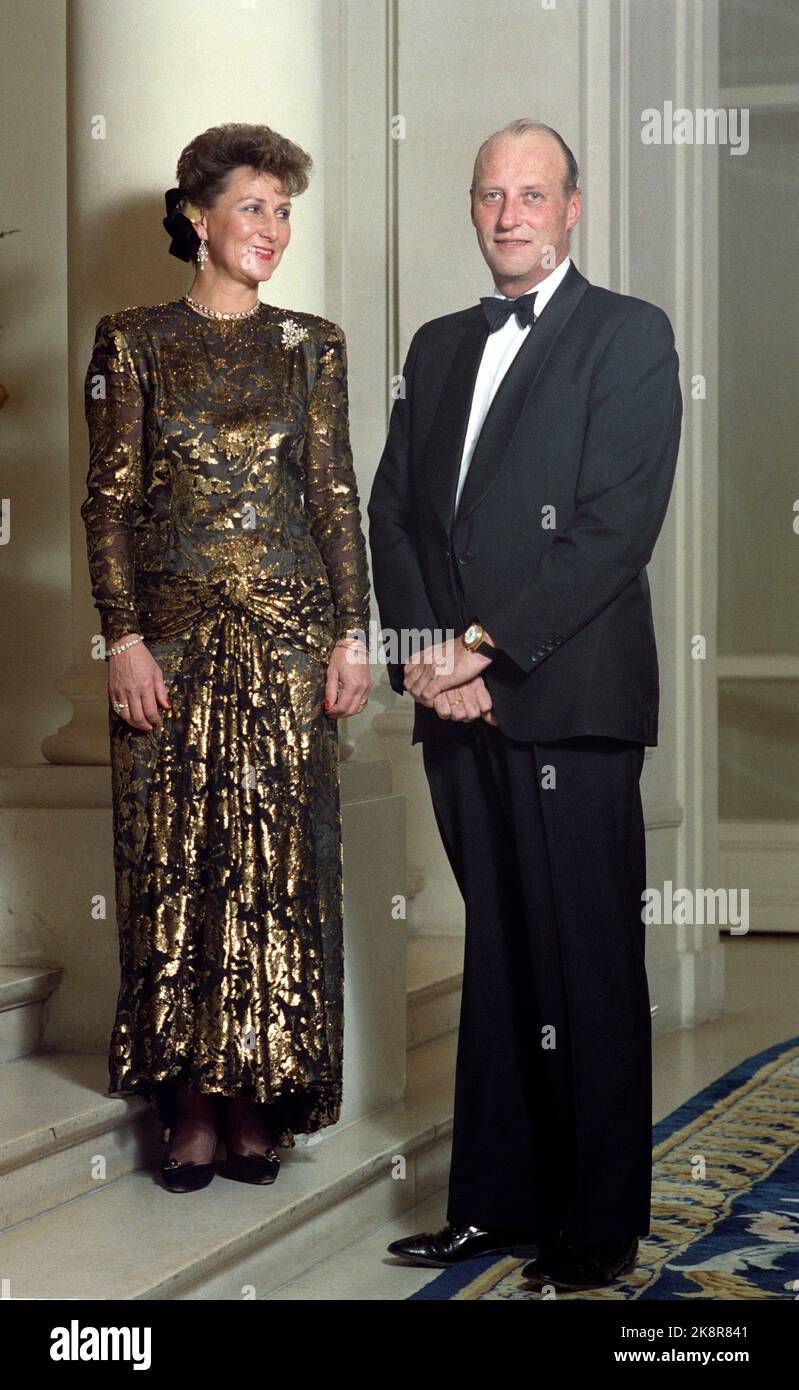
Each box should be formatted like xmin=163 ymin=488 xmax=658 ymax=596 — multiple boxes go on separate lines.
xmin=160 ymin=1148 xmax=217 ymax=1193
xmin=386 ymin=1221 xmax=543 ymax=1268
xmin=221 ymin=1145 xmax=281 ymax=1185
xmin=521 ymin=1236 xmax=639 ymax=1289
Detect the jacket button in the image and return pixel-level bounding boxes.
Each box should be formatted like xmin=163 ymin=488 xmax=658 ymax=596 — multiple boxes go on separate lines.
xmin=457 ymin=554 xmax=469 ymax=566
xmin=444 ymin=549 xmax=450 ymax=561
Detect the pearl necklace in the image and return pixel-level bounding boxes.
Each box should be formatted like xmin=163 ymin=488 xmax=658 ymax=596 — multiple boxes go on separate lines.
xmin=183 ymin=293 xmax=261 ymax=321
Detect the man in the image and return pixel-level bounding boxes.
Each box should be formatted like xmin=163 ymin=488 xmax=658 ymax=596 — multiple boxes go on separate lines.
xmin=367 ymin=119 xmax=681 ymax=1291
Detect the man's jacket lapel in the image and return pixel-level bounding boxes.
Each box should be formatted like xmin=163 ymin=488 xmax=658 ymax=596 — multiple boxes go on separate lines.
xmin=423 ymin=262 xmax=590 ymax=534
xmin=422 ymin=313 xmax=488 ymax=536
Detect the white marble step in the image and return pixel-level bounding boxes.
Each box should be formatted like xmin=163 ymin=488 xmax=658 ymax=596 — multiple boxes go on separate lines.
xmin=0 ymin=1032 xmax=456 ymax=1301
xmin=0 ymin=966 xmax=62 ymax=1063
xmin=0 ymin=1053 xmax=159 ymax=1229
xmin=406 ymin=934 xmax=463 ymax=1050
xmin=264 ymin=1186 xmax=450 ymax=1300
xmin=0 ymin=935 xmax=461 ymax=1231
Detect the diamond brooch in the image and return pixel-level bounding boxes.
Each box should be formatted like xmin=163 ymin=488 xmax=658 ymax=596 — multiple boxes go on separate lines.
xmin=280 ymin=318 xmax=309 ymax=348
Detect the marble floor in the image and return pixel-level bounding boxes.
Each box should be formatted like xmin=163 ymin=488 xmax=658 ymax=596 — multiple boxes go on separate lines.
xmin=264 ymin=933 xmax=799 ymax=1299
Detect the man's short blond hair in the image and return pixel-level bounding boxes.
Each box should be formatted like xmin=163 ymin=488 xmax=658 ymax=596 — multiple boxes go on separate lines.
xmin=470 ymin=119 xmax=580 ymax=197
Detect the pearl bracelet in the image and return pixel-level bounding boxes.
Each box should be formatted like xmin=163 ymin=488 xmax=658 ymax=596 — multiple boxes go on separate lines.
xmin=107 ymin=634 xmax=144 ymax=659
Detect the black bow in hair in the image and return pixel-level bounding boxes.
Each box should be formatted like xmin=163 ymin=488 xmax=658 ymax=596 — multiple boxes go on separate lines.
xmin=162 ymin=186 xmax=199 ymax=263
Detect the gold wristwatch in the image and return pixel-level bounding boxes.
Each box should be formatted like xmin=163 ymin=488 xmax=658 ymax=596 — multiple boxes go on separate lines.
xmin=462 ymin=622 xmax=497 ymax=659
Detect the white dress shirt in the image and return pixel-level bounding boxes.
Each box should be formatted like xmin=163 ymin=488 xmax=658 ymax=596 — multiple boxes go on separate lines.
xmin=454 ymin=256 xmax=571 ymax=515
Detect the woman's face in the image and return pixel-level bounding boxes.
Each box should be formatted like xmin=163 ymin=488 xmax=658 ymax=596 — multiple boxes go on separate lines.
xmin=196 ymin=164 xmax=292 ymax=285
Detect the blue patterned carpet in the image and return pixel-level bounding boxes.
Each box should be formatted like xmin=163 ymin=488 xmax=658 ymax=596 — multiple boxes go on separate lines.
xmin=409 ymin=1035 xmax=799 ymax=1300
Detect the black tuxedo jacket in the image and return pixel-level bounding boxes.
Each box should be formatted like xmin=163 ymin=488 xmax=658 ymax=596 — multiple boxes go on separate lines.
xmin=367 ymin=261 xmax=682 ymax=746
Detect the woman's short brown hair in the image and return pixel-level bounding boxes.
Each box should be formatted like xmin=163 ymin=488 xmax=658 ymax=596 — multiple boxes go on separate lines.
xmin=175 ymin=121 xmax=313 ymax=210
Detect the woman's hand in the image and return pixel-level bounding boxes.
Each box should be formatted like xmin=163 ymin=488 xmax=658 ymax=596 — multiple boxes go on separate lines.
xmin=108 ymin=634 xmax=171 ymax=732
xmin=324 ymin=639 xmax=372 ymax=720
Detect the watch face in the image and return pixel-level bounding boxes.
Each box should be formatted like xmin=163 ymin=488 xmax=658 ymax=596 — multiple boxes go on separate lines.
xmin=464 ymin=624 xmax=479 ymax=646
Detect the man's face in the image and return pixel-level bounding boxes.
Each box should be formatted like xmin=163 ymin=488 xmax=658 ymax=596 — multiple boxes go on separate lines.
xmin=470 ymin=132 xmax=581 ymax=294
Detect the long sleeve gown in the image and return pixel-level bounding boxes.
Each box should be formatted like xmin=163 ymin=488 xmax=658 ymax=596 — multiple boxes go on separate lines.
xmin=81 ymin=297 xmax=371 ymax=1146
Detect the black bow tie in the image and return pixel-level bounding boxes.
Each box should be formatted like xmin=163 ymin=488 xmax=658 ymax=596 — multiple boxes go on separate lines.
xmin=480 ymin=292 xmax=538 ymax=332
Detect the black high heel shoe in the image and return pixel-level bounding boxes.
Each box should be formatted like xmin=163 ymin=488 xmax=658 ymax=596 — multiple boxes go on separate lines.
xmin=160 ymin=1097 xmax=220 ymax=1192
xmin=161 ymin=1145 xmax=217 ymax=1192
xmin=220 ymin=1143 xmax=280 ymax=1185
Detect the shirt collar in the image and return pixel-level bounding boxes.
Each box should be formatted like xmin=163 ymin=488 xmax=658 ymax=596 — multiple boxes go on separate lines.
xmin=493 ymin=255 xmax=571 ymax=318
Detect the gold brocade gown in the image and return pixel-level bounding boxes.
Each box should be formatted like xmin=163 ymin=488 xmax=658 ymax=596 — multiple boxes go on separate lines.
xmin=81 ymin=298 xmax=371 ymax=1147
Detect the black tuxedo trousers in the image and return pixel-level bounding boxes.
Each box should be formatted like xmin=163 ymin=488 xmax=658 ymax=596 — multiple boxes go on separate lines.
xmin=422 ymin=720 xmax=652 ymax=1241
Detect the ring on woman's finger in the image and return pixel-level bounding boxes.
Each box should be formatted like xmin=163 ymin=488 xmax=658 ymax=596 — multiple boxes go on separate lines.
xmin=112 ymin=701 xmax=129 ymax=712
xmin=450 ymin=694 xmax=463 ymax=706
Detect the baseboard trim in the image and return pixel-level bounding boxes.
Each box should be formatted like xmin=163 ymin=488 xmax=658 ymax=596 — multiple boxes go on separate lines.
xmin=718 ymin=821 xmax=799 ymax=935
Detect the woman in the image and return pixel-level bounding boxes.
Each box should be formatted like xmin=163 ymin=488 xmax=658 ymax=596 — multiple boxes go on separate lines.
xmin=81 ymin=123 xmax=372 ymax=1193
